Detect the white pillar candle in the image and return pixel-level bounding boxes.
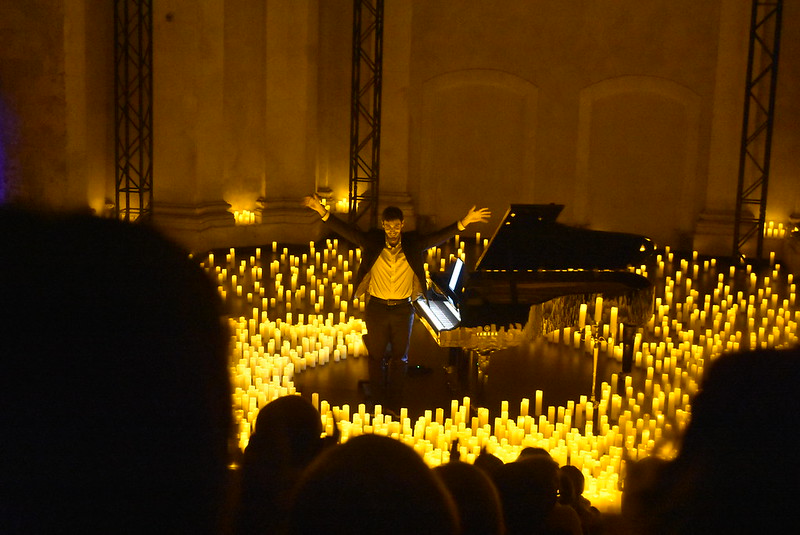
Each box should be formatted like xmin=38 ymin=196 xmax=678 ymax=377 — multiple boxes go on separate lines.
xmin=594 ymin=297 xmax=603 ymax=323
xmin=535 ymin=390 xmax=543 ymax=417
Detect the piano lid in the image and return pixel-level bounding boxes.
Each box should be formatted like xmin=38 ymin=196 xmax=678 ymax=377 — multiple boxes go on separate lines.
xmin=474 ymin=204 xmax=655 ymax=272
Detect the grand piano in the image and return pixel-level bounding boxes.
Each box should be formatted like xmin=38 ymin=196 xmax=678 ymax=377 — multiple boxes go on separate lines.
xmin=415 ymin=204 xmax=656 ymax=383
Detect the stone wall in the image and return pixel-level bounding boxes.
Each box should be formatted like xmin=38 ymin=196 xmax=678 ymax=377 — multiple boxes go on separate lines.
xmin=1 ymin=0 xmax=797 ymax=258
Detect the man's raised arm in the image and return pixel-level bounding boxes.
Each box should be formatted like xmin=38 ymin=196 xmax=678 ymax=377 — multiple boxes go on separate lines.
xmin=458 ymin=206 xmax=492 ymax=231
xmin=302 ymin=194 xmax=329 ymax=219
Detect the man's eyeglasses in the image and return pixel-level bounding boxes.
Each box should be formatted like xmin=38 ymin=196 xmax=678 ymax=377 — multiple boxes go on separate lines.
xmin=382 ymin=221 xmax=403 ymax=232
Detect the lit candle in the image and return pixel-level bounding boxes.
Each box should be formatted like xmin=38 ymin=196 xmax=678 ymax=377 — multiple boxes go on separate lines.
xmin=535 ymin=390 xmax=543 ymax=416
xmin=594 ymin=297 xmax=603 ymax=324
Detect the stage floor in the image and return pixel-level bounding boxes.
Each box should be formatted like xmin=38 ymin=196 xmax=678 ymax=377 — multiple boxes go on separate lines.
xmin=292 ymin=315 xmax=647 ymax=421
xmin=215 ymin=240 xmax=796 ymax=435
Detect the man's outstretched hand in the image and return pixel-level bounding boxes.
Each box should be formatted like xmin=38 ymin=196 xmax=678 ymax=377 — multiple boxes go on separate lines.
xmin=302 ymin=194 xmax=327 ymax=217
xmin=461 ymin=206 xmax=492 ymax=227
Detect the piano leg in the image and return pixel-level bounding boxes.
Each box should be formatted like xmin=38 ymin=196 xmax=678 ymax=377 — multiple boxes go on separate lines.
xmin=446 ymin=348 xmax=473 ymax=400
xmin=447 ymin=348 xmax=463 ymax=393
xmin=447 ymin=348 xmax=490 ymax=407
xmin=471 ymin=348 xmax=496 ymax=407
xmin=622 ymin=323 xmax=636 ymax=374
xmin=479 ymin=349 xmax=493 ymax=386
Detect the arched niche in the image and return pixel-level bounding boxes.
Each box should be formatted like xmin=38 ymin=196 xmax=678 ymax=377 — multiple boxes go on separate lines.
xmin=416 ymin=69 xmax=539 ymax=229
xmin=575 ymin=76 xmax=702 ymax=249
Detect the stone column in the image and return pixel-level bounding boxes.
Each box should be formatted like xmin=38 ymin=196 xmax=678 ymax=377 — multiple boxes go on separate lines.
xmin=379 ymin=0 xmax=416 ymax=227
xmin=694 ymin=0 xmax=751 ymax=255
xmin=259 ymin=0 xmax=321 ymax=242
xmin=152 ymin=0 xmax=233 ymax=250
xmin=1 ymin=0 xmax=113 ymax=213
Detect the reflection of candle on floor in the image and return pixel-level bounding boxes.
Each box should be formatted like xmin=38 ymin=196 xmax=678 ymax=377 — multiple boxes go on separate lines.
xmin=609 ymin=307 xmax=618 ymax=339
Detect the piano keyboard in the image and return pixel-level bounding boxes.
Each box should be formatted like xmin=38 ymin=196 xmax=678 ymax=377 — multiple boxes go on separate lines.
xmin=416 ymin=298 xmax=460 ymax=331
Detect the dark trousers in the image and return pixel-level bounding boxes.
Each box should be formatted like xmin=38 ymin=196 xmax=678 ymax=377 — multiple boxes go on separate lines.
xmin=363 ymin=297 xmax=414 ymax=408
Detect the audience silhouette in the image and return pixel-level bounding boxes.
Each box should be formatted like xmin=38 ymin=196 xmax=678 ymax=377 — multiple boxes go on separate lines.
xmin=434 ymin=460 xmax=506 ymax=535
xmin=559 ymin=465 xmax=600 ymax=534
xmin=284 ymin=433 xmax=459 ymax=534
xmin=621 ymin=346 xmax=800 ymax=534
xmin=235 ymin=394 xmax=332 ymax=535
xmin=0 ymin=208 xmax=233 ymax=533
xmin=517 ymin=446 xmax=552 ymax=460
xmin=474 ymin=446 xmax=505 ymax=478
xmin=492 ymin=454 xmax=582 ymax=535
xmin=4 ymin=208 xmax=796 ymax=535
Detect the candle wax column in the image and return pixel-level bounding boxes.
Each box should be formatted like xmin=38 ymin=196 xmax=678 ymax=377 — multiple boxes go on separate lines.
xmin=579 ymin=304 xmax=588 ymax=329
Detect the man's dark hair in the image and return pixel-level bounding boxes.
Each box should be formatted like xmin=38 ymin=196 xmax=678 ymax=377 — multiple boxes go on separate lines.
xmin=381 ymin=206 xmax=404 ymax=222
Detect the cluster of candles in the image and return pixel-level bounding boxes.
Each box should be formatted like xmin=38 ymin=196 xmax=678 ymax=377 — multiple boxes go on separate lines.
xmin=201 ymin=237 xmax=798 ymax=512
xmin=764 ymin=220 xmax=790 ymax=239
xmin=233 ymin=209 xmax=257 ymax=225
xmin=317 ymin=197 xmax=353 ymax=214
xmin=333 ymin=198 xmax=350 ymax=213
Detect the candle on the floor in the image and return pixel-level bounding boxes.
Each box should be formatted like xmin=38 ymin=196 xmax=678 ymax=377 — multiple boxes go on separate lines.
xmin=594 ymin=296 xmax=603 ymax=323
xmin=213 ymin=238 xmax=800 ymax=513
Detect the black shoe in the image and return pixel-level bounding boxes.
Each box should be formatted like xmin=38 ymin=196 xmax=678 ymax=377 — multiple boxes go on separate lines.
xmin=358 ymin=379 xmax=372 ymax=398
xmin=407 ymin=365 xmax=433 ymax=377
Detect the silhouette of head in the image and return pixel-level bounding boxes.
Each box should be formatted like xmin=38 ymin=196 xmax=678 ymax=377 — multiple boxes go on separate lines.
xmin=247 ymin=394 xmax=323 ymax=464
xmin=434 ymin=461 xmax=505 ymax=535
xmin=474 ymin=447 xmax=505 ymax=478
xmin=517 ymin=446 xmax=551 ymax=460
xmin=674 ymin=347 xmax=800 ymax=532
xmin=0 ymin=208 xmax=232 ymax=533
xmin=286 ymin=434 xmax=459 ymax=534
xmin=623 ymin=346 xmax=800 ymax=533
xmin=492 ymin=455 xmax=561 ymax=533
xmin=559 ymin=464 xmax=585 ymax=502
xmin=238 ymin=395 xmax=326 ymax=535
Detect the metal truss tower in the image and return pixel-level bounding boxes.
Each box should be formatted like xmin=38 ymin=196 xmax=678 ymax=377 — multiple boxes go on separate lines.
xmin=114 ymin=0 xmax=153 ymax=222
xmin=348 ymin=0 xmax=384 ymax=228
xmin=733 ymin=0 xmax=783 ymax=259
